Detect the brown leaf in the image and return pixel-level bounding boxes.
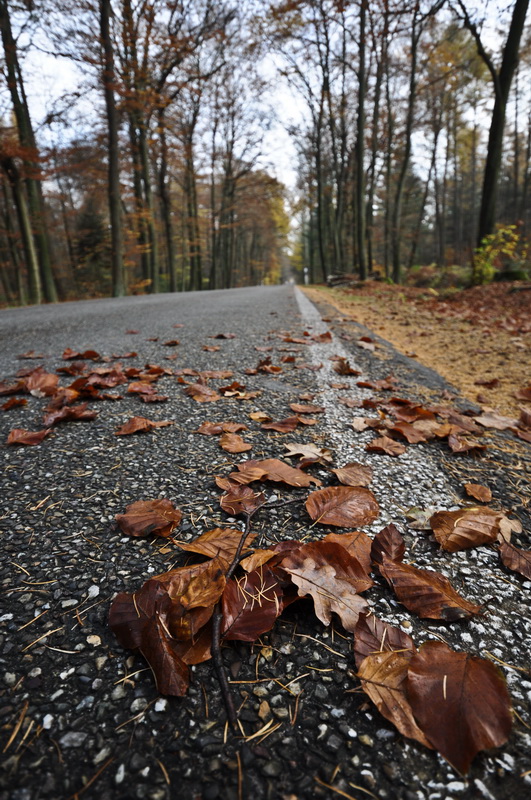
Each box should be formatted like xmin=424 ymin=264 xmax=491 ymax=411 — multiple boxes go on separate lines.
xmin=115 ymin=416 xmax=173 ymax=435
xmin=115 ymin=499 xmax=182 ymax=538
xmin=358 ymin=650 xmax=433 ymax=749
xmin=473 ymin=410 xmax=518 ymax=431
xmin=284 ymin=442 xmax=333 ymax=465
xmin=305 ymin=486 xmax=379 ymax=527
xmin=371 ymin=524 xmax=405 ymax=567
xmin=332 ymin=357 xmax=360 ymax=376
xmin=0 ymin=379 xmax=27 ymax=396
xmin=429 ymin=507 xmax=501 ymax=552
xmin=514 ymin=384 xmax=531 ymax=401
xmin=6 ymin=428 xmax=52 ymax=445
xmin=140 ymin=614 xmax=190 ymax=696
xmin=26 ymin=370 xmax=59 ymax=397
xmin=330 ymin=462 xmax=373 ymax=487
xmin=289 ymin=403 xmax=325 ymax=414
xmin=447 ymin=434 xmax=486 ymax=455
xmin=387 ymin=422 xmax=429 ymax=444
xmin=354 ymin=613 xmax=416 ymax=668
xmin=499 ymin=541 xmax=531 ymax=579
xmin=2 ymin=397 xmax=27 ymax=411
xmin=184 ymin=383 xmax=221 ymax=403
xmin=175 ymin=527 xmax=256 ymax=563
xmin=62 ymin=347 xmax=100 ymax=360
xmin=221 ymin=566 xmax=284 ymax=641
xmin=230 ymin=458 xmax=322 ymax=488
xmin=464 ymin=483 xmax=492 ymax=503
xmin=365 ymin=436 xmax=407 ymax=456
xmin=322 ymin=531 xmax=373 ymax=576
xmin=210 ymin=332 xmax=236 ymax=339
xmin=219 ymin=432 xmax=252 ymax=453
xmin=219 ymin=483 xmax=266 ymax=517
xmin=379 ymin=556 xmax=481 ymax=621
xmin=406 ymin=641 xmax=512 ymax=774
xmin=261 ymin=416 xmax=300 ymax=432
xmin=42 ymin=403 xmax=97 ymax=427
xmin=280 ymin=541 xmax=371 ymax=631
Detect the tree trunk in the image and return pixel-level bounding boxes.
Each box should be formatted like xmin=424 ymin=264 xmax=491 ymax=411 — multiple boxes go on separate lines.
xmin=1 ymin=157 xmax=41 ymax=304
xmin=157 ymin=110 xmax=177 ymax=292
xmin=100 ymin=0 xmax=125 ymax=297
xmin=355 ymin=0 xmax=367 ymax=279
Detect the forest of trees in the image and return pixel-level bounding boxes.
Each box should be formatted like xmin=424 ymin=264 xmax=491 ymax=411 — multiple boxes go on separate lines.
xmin=0 ymin=0 xmax=529 ymax=305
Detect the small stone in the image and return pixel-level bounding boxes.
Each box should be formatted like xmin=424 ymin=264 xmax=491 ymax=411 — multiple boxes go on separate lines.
xmin=87 ymin=585 xmax=100 ymax=599
xmin=447 ymin=782 xmax=466 ymax=793
xmin=273 ymin=707 xmax=289 ymax=720
xmin=94 ymin=747 xmax=111 ymax=765
xmin=4 ymin=672 xmax=16 ymax=687
xmin=61 ymin=598 xmax=78 ymax=609
xmin=359 ymin=734 xmax=374 ymax=747
xmin=86 ymin=635 xmax=101 ymax=646
xmin=326 ymin=734 xmax=343 ymax=752
xmin=42 ymin=714 xmax=53 ymax=730
xmin=59 ymin=731 xmax=88 ymax=748
xmin=115 ymin=764 xmax=125 ymax=784
xmin=130 ymin=697 xmax=148 ymax=713
xmin=253 ymin=685 xmax=269 ymax=698
xmin=261 ymin=760 xmax=282 ymax=777
xmin=112 ymin=685 xmax=126 ymax=700
xmin=314 ymin=684 xmax=329 ymax=702
xmin=154 ymin=698 xmax=168 ymax=712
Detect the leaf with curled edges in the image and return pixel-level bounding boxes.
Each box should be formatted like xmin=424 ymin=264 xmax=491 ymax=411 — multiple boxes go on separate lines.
xmin=354 ymin=613 xmax=416 ymax=668
xmin=357 ymin=649 xmax=432 ymax=750
xmin=371 ymin=524 xmax=406 ymax=568
xmin=115 ymin=416 xmax=173 ymax=435
xmin=184 ymin=383 xmax=221 ymax=403
xmin=140 ymin=613 xmax=190 ymax=696
xmin=216 ymin=479 xmax=266 ymax=517
xmin=221 ymin=565 xmax=284 ymax=642
xmin=115 ymin=499 xmax=182 ymax=538
xmin=378 ymin=556 xmax=481 ymax=621
xmin=280 ymin=541 xmax=372 ymax=632
xmin=406 ymin=641 xmax=512 ymax=774
xmin=305 ymin=486 xmax=379 ymax=528
xmin=330 ymin=462 xmax=373 ymax=487
xmin=6 ymin=428 xmax=52 ymax=446
xmin=429 ymin=507 xmax=502 ymax=552
xmin=322 ymin=531 xmax=372 ymax=576
xmin=174 ymin=528 xmax=256 ymax=564
xmin=499 ymin=541 xmax=531 ymax=580
xmin=219 ymin=432 xmax=252 ymax=453
xmin=26 ymin=369 xmax=59 ymax=397
xmin=42 ymin=402 xmax=97 ymax=427
xmin=365 ymin=436 xmax=406 ymax=456
xmin=229 ymin=458 xmax=322 ymax=488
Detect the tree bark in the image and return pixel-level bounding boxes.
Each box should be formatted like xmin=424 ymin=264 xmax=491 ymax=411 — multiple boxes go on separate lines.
xmin=355 ymin=0 xmax=367 ymax=279
xmin=100 ymin=0 xmax=125 ymax=297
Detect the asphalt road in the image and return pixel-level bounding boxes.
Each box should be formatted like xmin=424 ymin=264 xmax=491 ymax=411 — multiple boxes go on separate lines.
xmin=0 ymin=286 xmax=529 ymax=800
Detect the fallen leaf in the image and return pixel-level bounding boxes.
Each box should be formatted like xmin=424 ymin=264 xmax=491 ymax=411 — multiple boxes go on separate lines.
xmin=365 ymin=436 xmax=406 ymax=456
xmin=332 ymin=357 xmax=360 ymax=376
xmin=322 ymin=531 xmax=372 ymax=576
xmin=371 ymin=524 xmax=406 ymax=567
xmin=499 ymin=542 xmax=531 ymax=579
xmin=42 ymin=403 xmax=97 ymax=427
xmin=6 ymin=428 xmax=52 ymax=446
xmin=473 ymin=411 xmax=518 ymax=431
xmin=115 ymin=499 xmax=182 ymax=538
xmin=184 ymin=383 xmax=221 ymax=403
xmin=280 ymin=541 xmax=371 ymax=632
xmin=26 ymin=370 xmax=59 ymax=397
xmin=387 ymin=422 xmax=429 ymax=444
xmin=284 ymin=442 xmax=333 ymax=465
xmin=222 ymin=566 xmax=284 ymax=641
xmin=305 ymin=486 xmax=379 ymax=527
xmin=231 ymin=458 xmax=322 ymax=488
xmin=115 ymin=416 xmax=173 ymax=435
xmin=429 ymin=508 xmax=501 ymax=552
xmin=261 ymin=416 xmax=301 ymax=433
xmin=354 ymin=613 xmax=416 ymax=668
xmin=514 ymin=384 xmax=531 ymax=401
xmin=62 ymin=348 xmax=100 ymax=360
xmin=219 ymin=482 xmax=266 ymax=516
xmin=379 ymin=556 xmax=481 ymax=621
xmin=330 ymin=463 xmax=373 ymax=487
xmin=406 ymin=641 xmax=512 ymax=774
xmin=447 ymin=434 xmax=486 ymax=455
xmin=175 ymin=528 xmax=256 ymax=563
xmin=219 ymin=433 xmax=252 ymax=453
xmin=289 ymin=403 xmax=325 ymax=414
xmin=2 ymin=397 xmax=27 ymax=411
xmin=464 ymin=483 xmax=492 ymax=503
xmin=210 ymin=332 xmax=236 ymax=339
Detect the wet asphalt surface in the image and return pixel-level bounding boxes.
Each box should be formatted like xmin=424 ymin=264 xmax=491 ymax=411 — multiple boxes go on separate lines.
xmin=0 ymin=285 xmax=530 ymax=800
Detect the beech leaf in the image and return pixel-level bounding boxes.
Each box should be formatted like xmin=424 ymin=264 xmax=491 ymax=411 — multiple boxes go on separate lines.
xmin=322 ymin=531 xmax=372 ymax=576
xmin=379 ymin=556 xmax=481 ymax=621
xmin=371 ymin=524 xmax=406 ymax=567
xmin=115 ymin=416 xmax=173 ymax=435
xmin=174 ymin=527 xmax=256 ymax=563
xmin=429 ymin=507 xmax=501 ymax=552
xmin=365 ymin=436 xmax=407 ymax=456
xmin=463 ymin=483 xmax=492 ymax=503
xmin=406 ymin=641 xmax=512 ymax=774
xmin=221 ymin=566 xmax=284 ymax=641
xmin=330 ymin=462 xmax=373 ymax=487
xmin=230 ymin=458 xmax=322 ymax=488
xmin=6 ymin=428 xmax=52 ymax=446
xmin=305 ymin=486 xmax=379 ymax=527
xmin=184 ymin=383 xmax=221 ymax=403
xmin=42 ymin=403 xmax=97 ymax=427
xmin=219 ymin=483 xmax=266 ymax=516
xmin=354 ymin=613 xmax=416 ymax=668
xmin=499 ymin=541 xmax=531 ymax=579
xmin=115 ymin=499 xmax=182 ymax=538
xmin=219 ymin=432 xmax=252 ymax=453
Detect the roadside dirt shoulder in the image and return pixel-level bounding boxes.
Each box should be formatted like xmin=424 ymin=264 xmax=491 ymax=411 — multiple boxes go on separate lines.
xmin=303 ymin=282 xmax=531 ymax=418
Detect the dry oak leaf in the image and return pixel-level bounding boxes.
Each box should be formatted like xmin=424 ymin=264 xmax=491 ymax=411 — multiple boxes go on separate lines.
xmin=406 ymin=641 xmax=512 ymax=774
xmin=371 ymin=524 xmax=406 ymax=567
xmin=6 ymin=428 xmax=52 ymax=446
xmin=221 ymin=565 xmax=284 ymax=642
xmin=354 ymin=613 xmax=416 ymax=669
xmin=429 ymin=507 xmax=502 ymax=552
xmin=230 ymin=458 xmax=322 ymax=488
xmin=115 ymin=416 xmax=173 ymax=435
xmin=464 ymin=483 xmax=492 ymax=503
xmin=358 ymin=650 xmax=433 ymax=750
xmin=365 ymin=436 xmax=407 ymax=456
xmin=174 ymin=528 xmax=256 ymax=563
xmin=379 ymin=556 xmax=481 ymax=621
xmin=219 ymin=433 xmax=252 ymax=453
xmin=284 ymin=442 xmax=333 ymax=465
xmin=280 ymin=541 xmax=371 ymax=632
xmin=115 ymin=499 xmax=182 ymax=538
xmin=184 ymin=383 xmax=221 ymax=403
xmin=305 ymin=486 xmax=379 ymax=528
xmin=499 ymin=541 xmax=531 ymax=580
xmin=330 ymin=462 xmax=373 ymax=487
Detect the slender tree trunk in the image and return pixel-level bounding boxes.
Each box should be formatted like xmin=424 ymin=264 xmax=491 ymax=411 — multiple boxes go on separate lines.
xmin=355 ymin=0 xmax=367 ymax=279
xmin=1 ymin=174 xmax=26 ymax=304
xmin=1 ymin=157 xmax=41 ymax=304
xmin=100 ymin=0 xmax=125 ymax=297
xmin=157 ymin=110 xmax=176 ymax=292
xmin=0 ymin=0 xmax=57 ymax=302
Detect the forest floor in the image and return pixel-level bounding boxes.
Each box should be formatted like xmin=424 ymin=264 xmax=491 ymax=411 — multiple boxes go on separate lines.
xmin=304 ymin=280 xmax=531 ymax=418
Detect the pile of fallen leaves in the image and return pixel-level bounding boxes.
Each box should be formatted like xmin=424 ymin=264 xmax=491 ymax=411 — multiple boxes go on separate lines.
xmin=2 ymin=327 xmax=530 ymax=776
xmin=306 ymin=281 xmax=531 ymax=417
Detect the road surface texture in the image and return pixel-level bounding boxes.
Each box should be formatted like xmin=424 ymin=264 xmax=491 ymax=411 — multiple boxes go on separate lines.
xmin=0 ymin=286 xmax=529 ymax=800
